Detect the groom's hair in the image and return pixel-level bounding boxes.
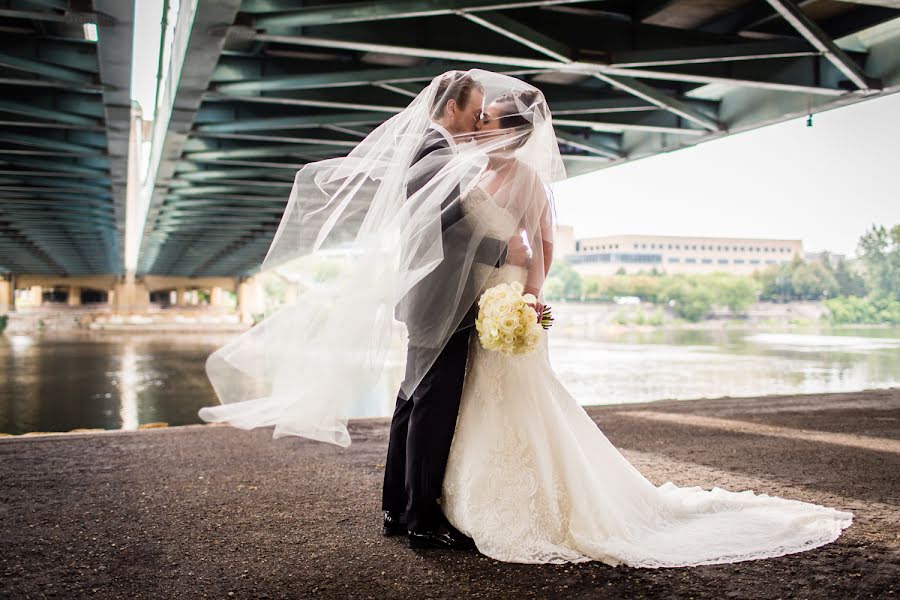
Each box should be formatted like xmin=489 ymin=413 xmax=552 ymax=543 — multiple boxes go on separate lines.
xmin=431 ymin=73 xmax=483 ymax=120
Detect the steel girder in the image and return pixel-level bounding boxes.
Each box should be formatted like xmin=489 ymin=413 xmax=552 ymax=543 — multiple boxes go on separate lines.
xmin=0 ymin=0 xmax=134 ymax=276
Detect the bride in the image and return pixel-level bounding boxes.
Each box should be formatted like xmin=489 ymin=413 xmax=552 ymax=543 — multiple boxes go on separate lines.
xmin=198 ymin=69 xmax=852 ymax=568
xmin=441 ymin=93 xmax=853 ymax=566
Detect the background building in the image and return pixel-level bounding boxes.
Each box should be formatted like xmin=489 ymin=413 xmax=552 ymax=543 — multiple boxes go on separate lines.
xmin=563 ymin=233 xmax=803 ymax=276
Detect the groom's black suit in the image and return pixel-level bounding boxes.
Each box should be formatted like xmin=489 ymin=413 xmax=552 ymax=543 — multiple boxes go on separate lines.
xmin=382 ymin=127 xmax=506 ymax=533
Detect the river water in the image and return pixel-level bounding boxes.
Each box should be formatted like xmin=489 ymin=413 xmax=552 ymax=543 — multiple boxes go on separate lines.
xmin=2 ymin=322 xmax=898 ymax=435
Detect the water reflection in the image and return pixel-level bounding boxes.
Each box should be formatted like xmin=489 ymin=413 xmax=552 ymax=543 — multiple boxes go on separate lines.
xmin=1 ymin=323 xmax=898 ymax=435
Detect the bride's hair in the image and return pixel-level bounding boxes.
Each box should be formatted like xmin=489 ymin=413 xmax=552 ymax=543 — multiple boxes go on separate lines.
xmin=491 ymin=90 xmax=546 ymax=129
xmin=487 ymin=89 xmax=547 ymax=151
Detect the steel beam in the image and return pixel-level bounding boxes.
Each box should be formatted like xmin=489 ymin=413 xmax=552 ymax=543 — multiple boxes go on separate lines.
xmin=252 ymin=0 xmax=602 ymax=28
xmin=204 ymin=91 xmax=403 ymax=113
xmin=461 ymin=11 xmax=721 ymax=131
xmin=0 ymin=99 xmax=101 ymax=126
xmin=763 ymin=0 xmax=880 ymax=91
xmin=197 ymin=111 xmax=383 ymax=132
xmin=0 ymin=51 xmax=96 ymax=83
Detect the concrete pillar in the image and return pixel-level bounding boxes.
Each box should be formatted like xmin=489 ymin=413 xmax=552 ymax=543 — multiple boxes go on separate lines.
xmin=175 ymin=287 xmax=189 ymax=307
xmin=0 ymin=277 xmax=14 ymax=312
xmin=236 ymin=277 xmax=264 ymax=324
xmin=210 ymin=286 xmax=224 ymax=308
xmin=112 ymin=272 xmax=150 ymax=315
xmin=67 ymin=286 xmax=82 ymax=306
xmin=30 ymin=285 xmax=42 ymax=307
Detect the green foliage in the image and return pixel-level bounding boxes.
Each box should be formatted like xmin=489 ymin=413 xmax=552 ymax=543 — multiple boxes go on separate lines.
xmin=824 ymin=295 xmax=900 ymax=325
xmin=546 ymin=261 xmax=583 ymax=301
xmin=711 ymin=274 xmax=759 ymax=314
xmin=634 ymin=307 xmax=646 ymax=325
xmin=755 ymin=255 xmax=839 ymax=302
xmin=857 ymin=224 xmax=900 ymax=300
xmin=0 ymin=314 xmax=7 ymax=334
xmin=648 ymin=307 xmax=665 ymax=326
xmin=832 ymin=257 xmax=868 ymax=297
xmin=657 ymin=275 xmax=715 ymax=322
xmin=612 ymin=310 xmax=629 ymax=325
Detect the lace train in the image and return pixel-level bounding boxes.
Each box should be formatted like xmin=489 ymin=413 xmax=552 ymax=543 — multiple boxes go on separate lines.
xmin=441 ymin=268 xmax=852 ymax=567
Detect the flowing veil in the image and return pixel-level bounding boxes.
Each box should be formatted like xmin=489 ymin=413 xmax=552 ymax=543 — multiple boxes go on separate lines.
xmin=199 ymin=69 xmax=566 ymax=446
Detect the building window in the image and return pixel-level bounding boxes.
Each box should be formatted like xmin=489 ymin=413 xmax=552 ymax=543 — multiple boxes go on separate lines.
xmin=667 ymin=244 xmax=672 ymax=249
xmin=668 ymin=257 xmax=680 ymax=263
xmin=735 ymin=259 xmax=745 ymax=264
xmin=675 ymin=245 xmax=680 ymax=250
xmin=765 ymin=260 xmax=775 ymax=264
xmin=701 ymin=258 xmax=712 ymax=264
xmin=617 ymin=253 xmax=662 ymax=264
xmin=685 ymin=258 xmax=697 ymax=263
xmin=718 ymin=259 xmax=728 ymax=264
xmin=750 ymin=259 xmax=760 ymax=264
xmin=633 ymin=243 xmax=638 ymax=249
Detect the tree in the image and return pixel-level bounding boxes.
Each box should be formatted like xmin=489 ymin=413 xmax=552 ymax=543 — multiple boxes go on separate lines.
xmin=791 ymin=262 xmax=839 ymax=300
xmin=857 ymin=224 xmax=900 ymax=300
xmin=714 ymin=275 xmax=759 ymax=314
xmin=545 ymin=261 xmax=583 ymax=301
xmin=833 ymin=257 xmax=868 ymax=298
xmin=583 ymin=279 xmax=602 ymax=301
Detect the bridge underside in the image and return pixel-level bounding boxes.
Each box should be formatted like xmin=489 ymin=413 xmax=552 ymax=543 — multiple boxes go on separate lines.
xmin=1 ymin=0 xmax=899 ymax=284
xmin=0 ymin=0 xmax=134 ymax=277
xmin=137 ymin=0 xmax=900 ymax=280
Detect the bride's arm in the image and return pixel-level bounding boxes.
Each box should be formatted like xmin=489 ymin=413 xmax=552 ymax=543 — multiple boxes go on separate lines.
xmin=524 ymin=200 xmax=552 ymax=298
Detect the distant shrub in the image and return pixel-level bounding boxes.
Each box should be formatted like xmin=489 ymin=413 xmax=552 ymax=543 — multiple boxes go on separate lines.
xmin=825 ymin=295 xmax=900 ymax=324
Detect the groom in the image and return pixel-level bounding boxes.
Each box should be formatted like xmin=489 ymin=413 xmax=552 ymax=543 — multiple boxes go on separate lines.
xmin=381 ymin=73 xmax=519 ymax=550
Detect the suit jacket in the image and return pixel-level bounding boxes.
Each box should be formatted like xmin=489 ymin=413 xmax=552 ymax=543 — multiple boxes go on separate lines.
xmin=398 ymin=129 xmax=507 ymax=343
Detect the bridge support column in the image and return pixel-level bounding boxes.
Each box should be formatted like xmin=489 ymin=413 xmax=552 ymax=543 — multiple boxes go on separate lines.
xmin=29 ymin=286 xmax=42 ymax=307
xmin=112 ymin=273 xmax=150 ymax=315
xmin=175 ymin=287 xmax=189 ymax=307
xmin=210 ymin=286 xmax=224 ymax=308
xmin=236 ymin=277 xmax=263 ymax=324
xmin=0 ymin=276 xmax=14 ymax=312
xmin=67 ymin=286 xmax=82 ymax=307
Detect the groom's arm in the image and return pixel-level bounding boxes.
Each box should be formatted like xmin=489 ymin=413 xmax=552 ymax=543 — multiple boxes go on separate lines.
xmin=406 ymin=141 xmax=507 ymax=267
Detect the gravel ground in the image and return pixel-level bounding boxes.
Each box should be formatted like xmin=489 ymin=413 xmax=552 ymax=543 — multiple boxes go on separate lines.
xmin=1 ymin=388 xmax=898 ymax=599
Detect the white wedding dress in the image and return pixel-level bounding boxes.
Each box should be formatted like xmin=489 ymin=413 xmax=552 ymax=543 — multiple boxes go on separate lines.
xmin=440 ymin=187 xmax=853 ymax=567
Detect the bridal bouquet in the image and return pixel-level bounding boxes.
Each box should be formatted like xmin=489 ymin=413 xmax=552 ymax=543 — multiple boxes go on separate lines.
xmin=475 ymin=282 xmax=553 ymax=355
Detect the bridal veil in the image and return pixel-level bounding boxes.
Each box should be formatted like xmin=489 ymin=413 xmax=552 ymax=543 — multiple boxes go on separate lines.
xmin=199 ymin=69 xmax=565 ymax=446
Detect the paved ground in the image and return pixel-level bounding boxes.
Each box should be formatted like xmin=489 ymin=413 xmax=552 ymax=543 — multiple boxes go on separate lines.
xmin=2 ymin=388 xmax=898 ymax=599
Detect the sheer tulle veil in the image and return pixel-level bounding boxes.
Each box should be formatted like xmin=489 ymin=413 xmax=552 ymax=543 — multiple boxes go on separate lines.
xmin=199 ymin=69 xmax=567 ymax=446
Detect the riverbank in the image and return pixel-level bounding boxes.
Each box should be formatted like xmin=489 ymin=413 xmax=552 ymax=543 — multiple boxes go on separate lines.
xmin=2 ymin=388 xmax=897 ymax=599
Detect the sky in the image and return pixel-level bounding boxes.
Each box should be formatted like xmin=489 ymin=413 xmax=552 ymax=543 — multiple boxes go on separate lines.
xmin=551 ymin=91 xmax=900 ymax=259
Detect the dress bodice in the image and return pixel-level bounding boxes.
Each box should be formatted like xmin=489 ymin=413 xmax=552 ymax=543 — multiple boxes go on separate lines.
xmin=462 ymin=186 xmax=518 ymax=241
xmin=462 ymin=186 xmax=527 ymax=287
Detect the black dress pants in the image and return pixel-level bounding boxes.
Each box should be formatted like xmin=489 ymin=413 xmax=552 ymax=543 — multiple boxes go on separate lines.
xmin=381 ymin=327 xmax=471 ymax=532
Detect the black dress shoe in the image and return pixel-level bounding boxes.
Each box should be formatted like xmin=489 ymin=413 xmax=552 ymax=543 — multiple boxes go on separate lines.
xmin=383 ymin=510 xmax=407 ymax=537
xmin=408 ymin=528 xmax=476 ymax=550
